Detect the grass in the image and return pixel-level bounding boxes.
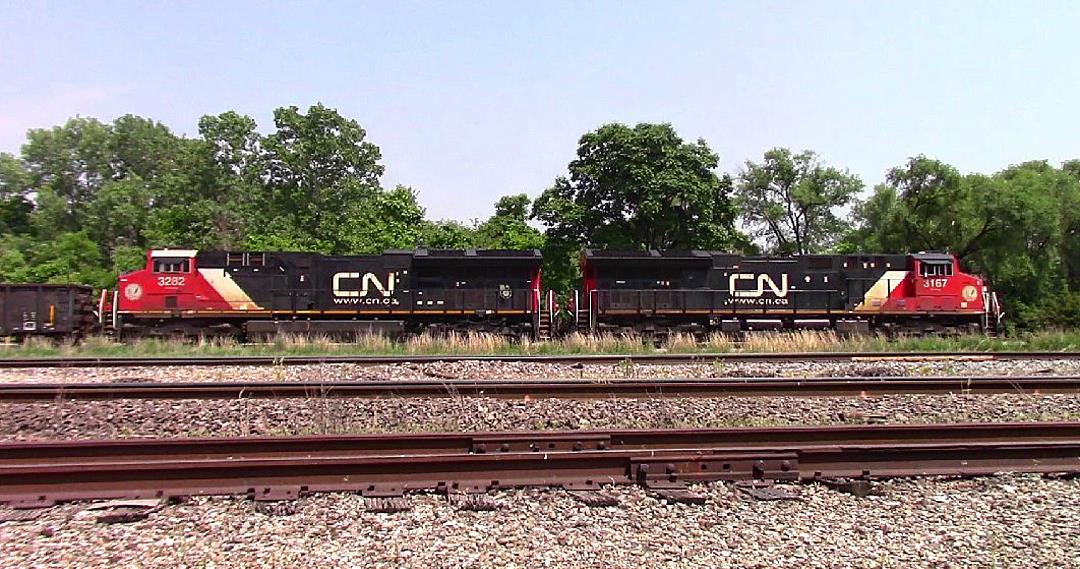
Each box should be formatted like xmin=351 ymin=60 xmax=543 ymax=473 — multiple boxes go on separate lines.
xmin=1 ymin=329 xmax=1078 ymax=358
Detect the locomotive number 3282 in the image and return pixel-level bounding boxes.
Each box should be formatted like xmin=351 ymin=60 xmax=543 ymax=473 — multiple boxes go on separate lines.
xmin=157 ymin=276 xmax=185 ymax=287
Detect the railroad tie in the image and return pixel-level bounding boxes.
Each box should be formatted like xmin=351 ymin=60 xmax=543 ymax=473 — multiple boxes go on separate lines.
xmin=364 ymin=496 xmax=411 ymax=513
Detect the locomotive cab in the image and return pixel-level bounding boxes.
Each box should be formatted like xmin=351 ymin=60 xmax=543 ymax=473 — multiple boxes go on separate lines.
xmin=117 ymin=249 xmax=200 ymax=312
xmin=147 ymin=250 xmax=196 ymax=309
xmin=913 ymin=253 xmax=958 ymax=297
xmin=911 ymin=252 xmax=986 ymax=313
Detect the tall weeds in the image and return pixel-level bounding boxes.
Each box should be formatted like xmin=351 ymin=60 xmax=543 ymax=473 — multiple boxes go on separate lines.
xmin=741 ymin=330 xmax=842 ymax=352
xmin=3 ymin=329 xmax=1078 ymax=357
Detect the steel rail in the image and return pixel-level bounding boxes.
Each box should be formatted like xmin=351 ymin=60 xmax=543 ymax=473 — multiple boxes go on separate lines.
xmin=6 ymin=422 xmax=1079 ymax=464
xmin=0 ymin=350 xmax=1077 ymax=369
xmin=2 ymin=375 xmax=1080 ymax=401
xmin=1 ymin=422 xmax=1078 ymax=505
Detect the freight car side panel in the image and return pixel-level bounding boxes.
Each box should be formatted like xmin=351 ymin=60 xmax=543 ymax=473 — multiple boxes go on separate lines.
xmin=0 ymin=284 xmax=95 ymax=336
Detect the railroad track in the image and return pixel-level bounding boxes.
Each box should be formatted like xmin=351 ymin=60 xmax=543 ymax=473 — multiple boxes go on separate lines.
xmin=2 ymin=422 xmax=1078 ymax=506
xmin=2 ymin=375 xmax=1080 ymax=400
xmin=0 ymin=350 xmax=1078 ymax=368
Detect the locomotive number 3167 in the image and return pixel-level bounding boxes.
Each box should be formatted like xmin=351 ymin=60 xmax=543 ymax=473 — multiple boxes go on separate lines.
xmin=157 ymin=276 xmax=185 ymax=287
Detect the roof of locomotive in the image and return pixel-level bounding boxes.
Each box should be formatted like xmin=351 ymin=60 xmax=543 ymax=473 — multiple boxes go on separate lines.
xmin=912 ymin=252 xmax=956 ymax=263
xmin=584 ymin=249 xmax=930 ymax=261
xmin=583 ymin=249 xmax=716 ymax=260
xmin=182 ymin=248 xmax=541 ymax=261
xmin=414 ymin=248 xmax=541 ymax=259
xmin=581 ymin=250 xmax=926 ymax=271
xmin=582 ymin=249 xmax=718 ymax=269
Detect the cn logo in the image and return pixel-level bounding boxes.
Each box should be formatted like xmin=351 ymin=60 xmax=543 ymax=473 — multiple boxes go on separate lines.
xmin=333 ymin=272 xmax=397 ymax=298
xmin=729 ymin=273 xmax=789 ymax=298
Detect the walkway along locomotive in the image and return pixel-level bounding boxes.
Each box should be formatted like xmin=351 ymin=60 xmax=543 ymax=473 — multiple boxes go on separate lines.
xmin=1 ymin=248 xmax=1003 ymax=341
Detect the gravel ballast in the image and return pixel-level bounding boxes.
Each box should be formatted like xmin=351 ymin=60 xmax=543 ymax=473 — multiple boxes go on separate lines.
xmin=4 ymin=392 xmax=1080 ymax=441
xmin=1 ymin=474 xmax=1077 ymax=568
xmin=3 ymin=358 xmax=1080 ymax=441
xmin=3 ymin=359 xmax=1080 ymax=567
xmin=0 ymin=358 xmax=1078 ymax=385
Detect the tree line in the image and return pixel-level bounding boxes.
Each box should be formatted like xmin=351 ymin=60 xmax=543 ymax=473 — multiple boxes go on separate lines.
xmin=1 ymin=104 xmax=1077 ymax=329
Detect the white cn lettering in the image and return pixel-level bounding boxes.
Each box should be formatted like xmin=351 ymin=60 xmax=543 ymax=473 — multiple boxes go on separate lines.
xmin=333 ymin=272 xmax=397 ymax=297
xmin=729 ymin=273 xmax=789 ymax=298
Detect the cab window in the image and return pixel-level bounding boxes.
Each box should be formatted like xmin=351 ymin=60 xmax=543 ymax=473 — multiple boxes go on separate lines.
xmin=153 ymin=258 xmax=190 ymax=273
xmin=920 ymin=262 xmax=953 ymax=277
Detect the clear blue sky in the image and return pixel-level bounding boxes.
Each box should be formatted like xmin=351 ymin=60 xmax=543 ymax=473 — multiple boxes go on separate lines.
xmin=2 ymin=1 xmax=1078 ymax=221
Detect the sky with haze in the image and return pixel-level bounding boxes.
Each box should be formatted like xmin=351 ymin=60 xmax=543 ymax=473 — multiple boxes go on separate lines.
xmin=1 ymin=1 xmax=1078 ymax=221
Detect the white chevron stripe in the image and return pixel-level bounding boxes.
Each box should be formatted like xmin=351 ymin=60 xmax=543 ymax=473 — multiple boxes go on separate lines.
xmin=199 ymin=268 xmax=263 ymax=310
xmin=853 ymin=270 xmax=908 ymax=312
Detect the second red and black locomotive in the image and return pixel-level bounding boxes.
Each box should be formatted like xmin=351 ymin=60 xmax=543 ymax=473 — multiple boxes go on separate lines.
xmin=574 ymin=250 xmax=1001 ymax=336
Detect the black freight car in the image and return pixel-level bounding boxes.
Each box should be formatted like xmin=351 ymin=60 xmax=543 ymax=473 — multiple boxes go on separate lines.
xmin=0 ymin=284 xmax=98 ymax=340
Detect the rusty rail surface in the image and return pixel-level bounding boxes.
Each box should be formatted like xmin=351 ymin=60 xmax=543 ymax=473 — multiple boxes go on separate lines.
xmin=0 ymin=350 xmax=1077 ymax=369
xmin=2 ymin=375 xmax=1080 ymax=401
xmin=2 ymin=422 xmax=1078 ymax=505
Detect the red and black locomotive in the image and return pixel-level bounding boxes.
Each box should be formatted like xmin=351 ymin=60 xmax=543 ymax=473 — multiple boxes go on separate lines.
xmin=573 ymin=250 xmax=1002 ymax=336
xmin=1 ymin=247 xmax=1002 ymax=341
xmin=107 ymin=248 xmax=542 ymax=338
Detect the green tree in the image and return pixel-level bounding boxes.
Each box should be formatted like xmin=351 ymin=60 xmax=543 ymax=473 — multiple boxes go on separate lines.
xmin=107 ymin=114 xmax=186 ymax=181
xmin=840 ymin=184 xmax=905 ymax=253
xmin=533 ymin=123 xmax=742 ymax=251
xmin=14 ymin=115 xmax=192 ymax=284
xmin=737 ymin=148 xmax=862 ymax=255
xmin=24 ymin=231 xmax=113 ymax=288
xmin=22 ymin=117 xmax=113 ymax=234
xmin=0 ymin=153 xmax=32 ymax=235
xmin=348 ymin=185 xmax=427 ymax=252
xmin=537 ymin=239 xmax=581 ymax=299
xmin=844 ymin=156 xmax=986 ymax=257
xmin=419 ymin=220 xmax=479 ymax=248
xmin=1061 ymin=159 xmax=1080 ymax=289
xmin=0 ymin=234 xmax=33 ymax=282
xmin=111 ymin=245 xmax=148 ymax=276
xmin=882 ymin=156 xmax=966 ymax=252
xmin=85 ymin=176 xmax=153 ymax=251
xmin=476 ymin=194 xmax=544 ymax=250
xmin=147 ymin=112 xmax=264 ymax=249
xmin=258 ymin=103 xmax=384 ymax=253
xmin=974 ymin=161 xmax=1077 ymax=327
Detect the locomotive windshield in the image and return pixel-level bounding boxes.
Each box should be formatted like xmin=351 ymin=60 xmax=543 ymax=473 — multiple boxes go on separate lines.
xmin=152 ymin=258 xmax=190 ymax=273
xmin=920 ymin=262 xmax=953 ymax=277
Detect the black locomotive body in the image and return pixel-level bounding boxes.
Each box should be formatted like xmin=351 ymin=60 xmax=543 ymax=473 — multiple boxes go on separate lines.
xmin=112 ymin=248 xmax=543 ymax=338
xmin=577 ymin=249 xmax=994 ymax=335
